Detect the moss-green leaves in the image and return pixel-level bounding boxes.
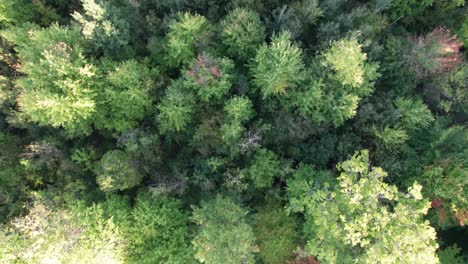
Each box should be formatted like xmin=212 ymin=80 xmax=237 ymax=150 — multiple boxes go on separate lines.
xmin=252 ymin=31 xmax=305 ymax=97
xmin=95 ymin=150 xmax=142 ymax=192
xmin=220 ymin=8 xmax=266 ymax=61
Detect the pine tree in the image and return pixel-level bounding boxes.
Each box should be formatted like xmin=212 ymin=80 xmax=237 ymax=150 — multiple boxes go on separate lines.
xmin=164 ymin=12 xmax=212 ymax=67
xmin=251 ymin=31 xmax=305 ymax=98
xmin=220 ymin=8 xmax=266 ymax=61
xmin=1 ymin=24 xmax=96 ymax=136
xmin=191 ymin=195 xmax=257 ymax=264
xmin=157 ymin=79 xmax=196 ymax=134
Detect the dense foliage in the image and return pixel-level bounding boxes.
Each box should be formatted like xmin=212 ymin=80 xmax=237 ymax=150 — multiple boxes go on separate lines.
xmin=0 ymin=0 xmax=466 ymax=263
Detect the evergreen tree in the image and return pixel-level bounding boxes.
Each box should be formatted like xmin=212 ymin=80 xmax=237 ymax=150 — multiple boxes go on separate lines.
xmin=191 ymin=195 xmax=257 ymax=264
xmin=1 ymin=24 xmax=96 ymax=136
xmin=95 ymin=150 xmax=142 ymax=192
xmin=220 ymin=8 xmax=266 ymax=61
xmin=164 ymin=12 xmax=212 ymax=67
xmin=72 ymin=0 xmax=131 ymax=58
xmin=95 ymin=59 xmax=153 ymax=132
xmin=184 ymin=53 xmax=234 ymax=102
xmin=251 ymin=31 xmax=305 ymax=97
xmin=157 ymin=79 xmax=196 ymax=134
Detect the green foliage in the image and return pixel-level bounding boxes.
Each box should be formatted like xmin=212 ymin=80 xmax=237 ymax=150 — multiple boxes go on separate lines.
xmin=252 ymin=31 xmax=305 ymax=97
xmin=0 ymin=0 xmax=466 ymax=261
xmin=292 ymin=38 xmax=380 ymax=126
xmin=96 ymin=60 xmax=153 ymax=132
xmin=253 ymin=201 xmax=298 ymax=264
xmin=95 ymin=150 xmax=142 ymax=192
xmin=246 ymin=148 xmax=283 ymax=188
xmin=428 ymin=64 xmax=468 ymax=114
xmin=118 ymin=129 xmax=163 ymax=177
xmin=395 ymin=97 xmax=434 ymax=130
xmin=421 ymin=126 xmax=467 ymax=228
xmin=2 ymin=24 xmax=96 ymax=136
xmin=438 ymin=244 xmax=465 ymax=264
xmin=388 ymin=0 xmax=434 ymax=19
xmin=0 ymin=0 xmax=61 ymax=27
xmin=0 ymin=194 xmax=129 ymax=263
xmin=322 ymin=39 xmax=376 ymax=88
xmin=192 ymin=195 xmax=257 ymax=264
xmin=157 ymin=80 xmax=196 ymax=134
xmin=184 ymin=53 xmax=234 ymax=102
xmin=459 ymin=16 xmax=468 ymax=45
xmin=224 ymin=96 xmax=254 ymax=123
xmin=126 ymin=192 xmax=195 ymax=263
xmin=164 ymin=12 xmax=212 ymax=67
xmin=220 ymin=8 xmax=266 ymax=61
xmin=1 ymin=192 xmax=195 ymax=263
xmin=71 ymin=147 xmax=97 ymax=171
xmin=288 ymin=150 xmax=439 ymax=263
xmin=372 ymin=126 xmax=409 ymax=152
xmin=72 ymin=0 xmax=131 ymax=58
xmin=0 ymin=133 xmax=26 ymax=222
xmin=322 ymin=38 xmax=368 ymax=88
xmin=221 ymin=96 xmax=254 ymax=145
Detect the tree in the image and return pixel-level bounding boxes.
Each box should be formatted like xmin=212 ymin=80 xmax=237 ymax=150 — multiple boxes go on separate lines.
xmin=126 ymin=192 xmax=195 ymax=263
xmin=95 ymin=150 xmax=142 ymax=192
xmin=251 ymin=31 xmax=305 ymax=97
xmin=246 ymin=148 xmax=284 ymax=189
xmin=322 ymin=38 xmax=372 ymax=88
xmin=72 ymin=0 xmax=131 ymax=58
xmin=224 ymin=96 xmax=254 ymax=123
xmin=387 ymin=0 xmax=434 ymax=19
xmin=421 ymin=126 xmax=467 ymax=228
xmin=95 ymin=59 xmax=153 ymax=132
xmin=438 ymin=244 xmax=465 ymax=264
xmin=191 ymin=195 xmax=257 ymax=264
xmin=287 ymin=150 xmax=439 ymax=263
xmin=405 ymin=27 xmax=463 ymax=79
xmin=0 ymin=133 xmax=27 ymax=222
xmin=221 ymin=96 xmax=254 ymax=145
xmin=164 ymin=12 xmax=212 ymax=67
xmin=371 ymin=126 xmax=409 ymax=154
xmin=1 ymin=24 xmax=96 ymax=136
xmin=220 ymin=8 xmax=266 ymax=61
xmin=184 ymin=53 xmax=234 ymax=102
xmin=156 ymin=79 xmax=196 ymax=134
xmin=394 ymin=97 xmax=434 ymax=131
xmin=0 ymin=0 xmax=61 ymax=27
xmin=0 ymin=194 xmax=130 ymax=263
xmin=425 ymin=63 xmax=467 ymax=114
xmin=293 ymin=38 xmax=380 ymax=126
xmin=253 ymin=201 xmax=298 ymax=264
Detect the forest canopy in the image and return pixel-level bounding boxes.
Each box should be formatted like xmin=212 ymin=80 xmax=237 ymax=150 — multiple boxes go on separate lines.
xmin=0 ymin=0 xmax=467 ymax=263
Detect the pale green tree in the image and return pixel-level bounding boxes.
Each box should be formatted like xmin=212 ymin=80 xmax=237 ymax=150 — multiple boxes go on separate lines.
xmin=1 ymin=24 xmax=96 ymax=136
xmin=157 ymin=80 xmax=196 ymax=134
xmin=164 ymin=12 xmax=212 ymax=67
xmin=72 ymin=0 xmax=131 ymax=58
xmin=95 ymin=60 xmax=153 ymax=132
xmin=221 ymin=96 xmax=254 ymax=144
xmin=287 ymin=150 xmax=439 ymax=264
xmin=251 ymin=31 xmax=305 ymax=97
xmin=295 ymin=39 xmax=380 ymax=126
